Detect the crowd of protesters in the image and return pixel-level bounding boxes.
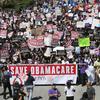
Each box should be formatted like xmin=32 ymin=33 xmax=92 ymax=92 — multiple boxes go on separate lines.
xmin=0 ymin=0 xmax=100 ymax=93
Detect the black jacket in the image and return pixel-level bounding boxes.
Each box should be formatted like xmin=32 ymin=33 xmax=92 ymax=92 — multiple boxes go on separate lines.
xmin=25 ymin=75 xmax=35 ymax=86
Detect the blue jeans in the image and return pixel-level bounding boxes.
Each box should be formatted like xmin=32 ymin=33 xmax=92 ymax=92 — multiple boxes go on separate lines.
xmin=25 ymin=85 xmax=33 ymax=100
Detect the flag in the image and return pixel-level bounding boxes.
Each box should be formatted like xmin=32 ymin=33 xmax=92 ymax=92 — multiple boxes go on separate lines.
xmin=78 ymin=37 xmax=90 ymax=47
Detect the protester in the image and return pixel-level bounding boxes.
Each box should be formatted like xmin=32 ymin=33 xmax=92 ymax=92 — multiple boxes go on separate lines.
xmin=0 ymin=65 xmax=3 ymax=86
xmin=78 ymin=59 xmax=88 ymax=86
xmin=0 ymin=0 xmax=99 ymax=93
xmin=86 ymin=63 xmax=95 ymax=84
xmin=25 ymin=71 xmax=35 ymax=100
xmin=64 ymin=81 xmax=75 ymax=100
xmin=13 ymin=81 xmax=26 ymax=100
xmin=86 ymin=82 xmax=95 ymax=100
xmin=94 ymin=58 xmax=100 ymax=85
xmin=80 ymin=92 xmax=89 ymax=100
xmin=2 ymin=67 xmax=12 ymax=99
xmin=48 ymin=83 xmax=61 ymax=100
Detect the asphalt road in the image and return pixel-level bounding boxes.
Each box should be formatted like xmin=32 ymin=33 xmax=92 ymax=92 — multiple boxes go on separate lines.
xmin=0 ymin=85 xmax=100 ymax=100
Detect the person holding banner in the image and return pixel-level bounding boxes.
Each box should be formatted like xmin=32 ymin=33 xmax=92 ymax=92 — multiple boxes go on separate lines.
xmin=48 ymin=84 xmax=61 ymax=100
xmin=25 ymin=71 xmax=35 ymax=100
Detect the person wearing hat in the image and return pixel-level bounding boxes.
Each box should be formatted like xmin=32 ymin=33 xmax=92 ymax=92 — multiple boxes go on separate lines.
xmin=48 ymin=83 xmax=61 ymax=100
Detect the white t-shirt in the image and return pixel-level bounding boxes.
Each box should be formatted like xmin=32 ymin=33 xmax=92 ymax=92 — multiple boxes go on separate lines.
xmin=64 ymin=86 xmax=75 ymax=97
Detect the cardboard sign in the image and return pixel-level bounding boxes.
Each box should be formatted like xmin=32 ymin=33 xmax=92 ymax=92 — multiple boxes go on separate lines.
xmin=78 ymin=37 xmax=90 ymax=47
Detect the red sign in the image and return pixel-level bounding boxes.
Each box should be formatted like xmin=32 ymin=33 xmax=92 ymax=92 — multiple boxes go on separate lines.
xmin=0 ymin=49 xmax=9 ymax=58
xmin=27 ymin=37 xmax=44 ymax=48
xmin=0 ymin=29 xmax=7 ymax=38
xmin=71 ymin=31 xmax=79 ymax=40
xmin=8 ymin=64 xmax=77 ymax=85
xmin=8 ymin=64 xmax=76 ymax=76
xmin=52 ymin=32 xmax=62 ymax=45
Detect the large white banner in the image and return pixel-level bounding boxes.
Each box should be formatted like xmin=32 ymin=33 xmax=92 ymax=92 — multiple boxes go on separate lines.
xmin=8 ymin=64 xmax=77 ymax=85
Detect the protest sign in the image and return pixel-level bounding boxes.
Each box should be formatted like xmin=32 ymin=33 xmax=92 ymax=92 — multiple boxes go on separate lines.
xmin=0 ymin=29 xmax=7 ymax=38
xmin=71 ymin=31 xmax=79 ymax=40
xmin=21 ymin=42 xmax=30 ymax=53
xmin=8 ymin=64 xmax=77 ymax=85
xmin=52 ymin=34 xmax=60 ymax=46
xmin=95 ymin=48 xmax=99 ymax=55
xmin=91 ymin=18 xmax=100 ymax=29
xmin=57 ymin=50 xmax=66 ymax=56
xmin=52 ymin=32 xmax=62 ymax=46
xmin=0 ymin=49 xmax=9 ymax=59
xmin=53 ymin=46 xmax=66 ymax=55
xmin=76 ymin=21 xmax=85 ymax=28
xmin=27 ymin=37 xmax=44 ymax=49
xmin=78 ymin=37 xmax=90 ymax=47
xmin=90 ymin=48 xmax=99 ymax=56
xmin=12 ymin=36 xmax=23 ymax=42
xmin=66 ymin=38 xmax=72 ymax=47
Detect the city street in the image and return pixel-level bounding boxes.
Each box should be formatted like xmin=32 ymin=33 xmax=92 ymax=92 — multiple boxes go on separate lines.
xmin=0 ymin=85 xmax=100 ymax=100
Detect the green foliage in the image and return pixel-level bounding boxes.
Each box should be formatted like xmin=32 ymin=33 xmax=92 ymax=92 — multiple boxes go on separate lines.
xmin=0 ymin=0 xmax=33 ymax=10
xmin=0 ymin=0 xmax=15 ymax=8
xmin=15 ymin=0 xmax=33 ymax=10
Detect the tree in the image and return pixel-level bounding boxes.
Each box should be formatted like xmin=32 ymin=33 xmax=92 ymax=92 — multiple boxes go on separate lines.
xmin=0 ymin=0 xmax=34 ymax=10
xmin=0 ymin=0 xmax=15 ymax=8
